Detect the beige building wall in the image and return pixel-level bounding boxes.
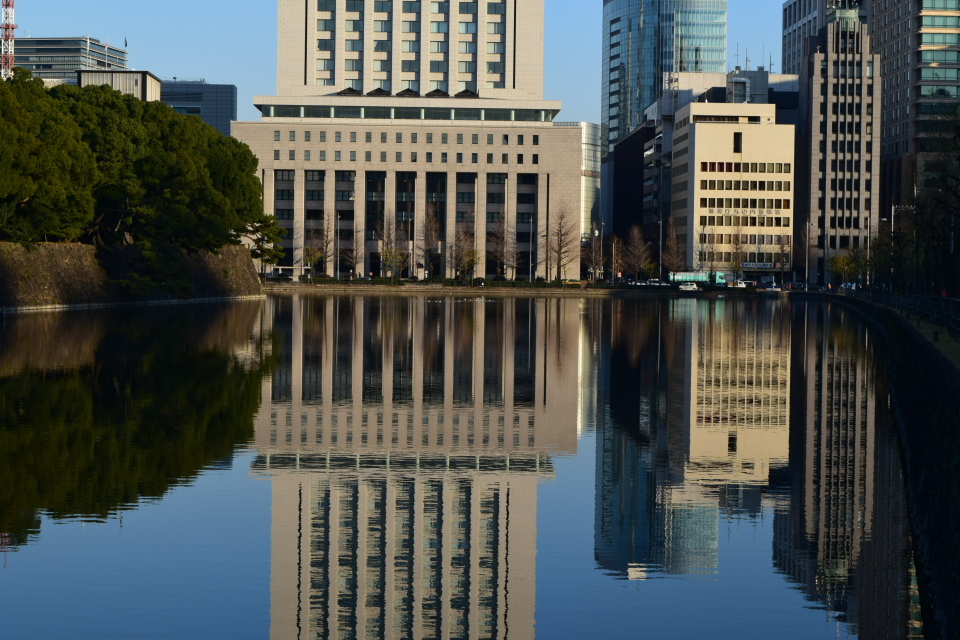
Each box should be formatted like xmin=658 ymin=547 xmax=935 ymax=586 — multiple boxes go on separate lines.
xmin=76 ymin=69 xmax=162 ymax=101
xmin=277 ymin=0 xmax=544 ymax=101
xmin=671 ymin=102 xmax=796 ymax=281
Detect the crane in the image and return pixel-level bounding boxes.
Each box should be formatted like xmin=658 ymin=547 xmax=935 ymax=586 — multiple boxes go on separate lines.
xmin=1 ymin=0 xmax=15 ymax=81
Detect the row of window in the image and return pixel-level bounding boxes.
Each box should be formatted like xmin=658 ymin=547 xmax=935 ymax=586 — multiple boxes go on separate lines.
xmin=700 ymin=198 xmax=792 ymax=210
xmin=700 ymin=180 xmax=792 ymax=192
xmin=698 ymin=233 xmax=792 ymax=246
xmin=319 ymin=20 xmax=505 ymax=34
xmin=275 ymin=129 xmax=539 ymax=145
xmin=274 ymin=149 xmax=540 ymax=165
xmin=317 ymin=1 xmax=506 ymax=14
xmin=698 ymin=215 xmax=792 ymax=229
xmin=699 ymin=161 xmax=792 ymax=174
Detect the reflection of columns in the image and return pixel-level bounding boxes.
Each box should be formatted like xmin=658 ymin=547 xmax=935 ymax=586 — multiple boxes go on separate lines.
xmin=292 ymin=295 xmax=303 ymax=410
xmin=474 ymin=299 xmax=485 ymax=432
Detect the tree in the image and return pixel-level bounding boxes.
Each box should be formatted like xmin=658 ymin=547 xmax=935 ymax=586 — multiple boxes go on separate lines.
xmin=830 ymin=254 xmax=855 ymax=285
xmin=730 ymin=224 xmax=747 ymax=281
xmin=378 ymin=216 xmax=409 ymax=282
xmin=701 ymin=226 xmax=721 ymax=282
xmin=452 ymin=225 xmax=481 ymax=282
xmin=303 ymin=217 xmax=334 ymax=276
xmin=661 ymin=218 xmax=685 ymax=277
xmin=417 ymin=202 xmax=442 ymax=278
xmin=238 ymin=215 xmax=285 ymax=276
xmin=487 ymin=213 xmax=517 ymax=277
xmin=776 ymin=233 xmax=791 ymax=285
xmin=339 ymin=224 xmax=366 ymax=278
xmin=547 ymin=202 xmax=580 ymax=281
xmin=622 ymin=224 xmax=652 ymax=281
xmin=584 ymin=223 xmax=603 ymax=281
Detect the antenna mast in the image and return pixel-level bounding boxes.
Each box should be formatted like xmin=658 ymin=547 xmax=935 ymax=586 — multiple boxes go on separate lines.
xmin=1 ymin=0 xmax=15 ymax=81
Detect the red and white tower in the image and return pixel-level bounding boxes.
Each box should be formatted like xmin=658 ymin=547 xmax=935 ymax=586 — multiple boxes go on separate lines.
xmin=1 ymin=0 xmax=16 ymax=81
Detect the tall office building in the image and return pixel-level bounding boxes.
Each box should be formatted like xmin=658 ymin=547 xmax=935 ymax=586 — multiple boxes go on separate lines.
xmin=796 ymin=6 xmax=880 ymax=285
xmin=601 ymin=0 xmax=728 ymax=151
xmin=234 ymin=0 xmax=597 ymax=279
xmin=161 ymin=79 xmax=238 ymax=137
xmin=13 ymin=36 xmax=127 ymax=83
xmin=870 ymin=0 xmax=960 ymax=208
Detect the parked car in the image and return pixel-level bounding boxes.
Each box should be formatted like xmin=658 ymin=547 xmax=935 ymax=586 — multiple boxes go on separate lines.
xmin=679 ymin=282 xmax=699 ymax=292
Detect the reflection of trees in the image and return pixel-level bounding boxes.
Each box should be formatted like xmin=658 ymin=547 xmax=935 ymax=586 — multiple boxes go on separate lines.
xmin=0 ymin=303 xmax=270 ymax=548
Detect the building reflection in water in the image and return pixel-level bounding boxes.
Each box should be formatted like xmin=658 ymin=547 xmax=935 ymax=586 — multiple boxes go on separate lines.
xmin=252 ymin=295 xmax=580 ymax=640
xmin=592 ymin=298 xmax=922 ymax=638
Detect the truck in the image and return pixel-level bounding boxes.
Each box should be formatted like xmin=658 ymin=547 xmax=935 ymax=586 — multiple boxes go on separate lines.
xmin=669 ymin=271 xmax=726 ymax=286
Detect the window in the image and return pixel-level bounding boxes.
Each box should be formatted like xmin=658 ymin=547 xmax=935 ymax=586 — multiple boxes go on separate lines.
xmin=319 ymin=151 xmax=327 ymax=161
xmin=533 ymin=154 xmax=538 ymax=164
xmin=459 ymin=22 xmax=477 ymax=33
xmin=456 ymin=192 xmax=475 ymax=203
xmin=375 ymin=1 xmax=393 ymax=11
xmin=460 ymin=3 xmax=478 ymax=12
xmin=306 ymin=190 xmax=323 ymax=201
xmin=402 ymin=21 xmax=420 ymax=31
xmin=431 ymin=21 xmax=449 ymax=32
xmin=318 ymin=39 xmax=335 ymax=50
xmin=305 ymin=150 xmax=312 ymax=161
xmin=459 ymin=41 xmax=477 ymax=53
xmin=517 ymin=135 xmax=524 ymax=145
xmin=441 ymin=153 xmax=448 ymax=163
xmin=517 ymin=154 xmax=523 ymax=164
xmin=456 ymin=152 xmax=463 ymax=163
xmin=532 ymin=135 xmax=539 ymax=146
xmin=431 ymin=1 xmax=448 ymax=11
xmin=346 ymin=39 xmax=364 ymax=51
xmin=289 ymin=150 xmax=296 ymax=160
xmin=472 ymin=134 xmax=479 ymax=144
xmin=430 ymin=60 xmax=448 ymax=72
xmin=345 ymin=20 xmax=364 ymax=31
xmin=396 ymin=152 xmax=403 ymax=161
xmin=273 ymin=130 xmax=281 ymax=141
xmin=411 ymin=152 xmax=418 ymax=161
xmin=374 ymin=39 xmax=392 ymax=51
xmin=733 ymin=132 xmax=742 ymax=153
xmin=275 ymin=189 xmax=295 ymax=200
xmin=336 ymin=190 xmax=356 ymax=201
xmin=459 ymin=61 xmax=476 ymax=73
xmin=411 ymin=133 xmax=418 ymax=143
xmin=305 ymin=170 xmax=323 ymax=181
xmin=349 ymin=132 xmax=357 ymax=142
xmin=471 ymin=153 xmax=478 ymax=163
xmin=486 ymin=153 xmax=493 ymax=163
xmin=402 ymin=59 xmax=419 ymax=72
xmin=335 ymin=150 xmax=342 ymax=161
xmin=487 ymin=2 xmax=506 ymax=14
xmin=345 ymin=59 xmax=363 ymax=71
xmin=275 ymin=209 xmax=295 ymax=220
xmin=402 ymin=1 xmax=421 ymax=10
xmin=402 ymin=40 xmax=420 ymax=52
xmin=430 ymin=40 xmax=449 ymax=52
xmin=487 ymin=41 xmax=505 ymax=54
xmin=426 ymin=133 xmax=433 ymax=143
xmin=317 ymin=19 xmax=335 ymax=30
xmin=426 ymin=152 xmax=433 ymax=162
xmin=501 ymin=153 xmax=508 ymax=164
xmin=375 ymin=20 xmax=392 ymax=31
xmin=276 ymin=170 xmax=295 ymax=181
xmin=487 ymin=61 xmax=505 ymax=74
xmin=346 ymin=0 xmax=364 ymax=10
xmin=502 ymin=134 xmax=508 ymax=144
xmin=318 ymin=0 xmax=336 ymax=9
xmin=487 ymin=22 xmax=505 ymax=34
xmin=487 ymin=134 xmax=494 ymax=144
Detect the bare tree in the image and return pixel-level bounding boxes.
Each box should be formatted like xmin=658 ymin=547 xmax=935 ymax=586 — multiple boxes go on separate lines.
xmin=303 ymin=216 xmax=335 ymax=276
xmin=547 ymin=202 xmax=580 ymax=281
xmin=701 ymin=225 xmax=721 ymax=282
xmin=378 ymin=216 xmax=409 ymax=282
xmin=622 ymin=224 xmax=652 ymax=281
xmin=452 ymin=224 xmax=481 ymax=281
xmin=584 ymin=222 xmax=603 ymax=282
xmin=339 ymin=224 xmax=366 ymax=278
xmin=488 ymin=215 xmax=518 ymax=278
xmin=661 ymin=218 xmax=685 ymax=278
xmin=730 ymin=224 xmax=747 ymax=281
xmin=776 ymin=233 xmax=791 ymax=285
xmin=417 ymin=202 xmax=442 ymax=279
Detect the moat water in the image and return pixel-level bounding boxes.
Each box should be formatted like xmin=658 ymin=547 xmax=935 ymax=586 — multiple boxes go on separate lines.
xmin=0 ymin=294 xmax=925 ymax=639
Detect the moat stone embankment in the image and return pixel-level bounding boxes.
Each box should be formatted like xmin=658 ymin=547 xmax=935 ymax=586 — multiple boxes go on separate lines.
xmin=0 ymin=242 xmax=262 ymax=311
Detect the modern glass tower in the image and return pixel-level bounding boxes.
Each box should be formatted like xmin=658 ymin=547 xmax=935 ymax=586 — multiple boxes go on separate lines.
xmin=601 ymin=0 xmax=728 ymax=152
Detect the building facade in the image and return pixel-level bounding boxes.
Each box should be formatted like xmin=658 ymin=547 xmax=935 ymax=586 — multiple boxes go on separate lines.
xmin=14 ymin=36 xmax=127 ymax=83
xmin=671 ymin=102 xmax=796 ymax=281
xmin=161 ymin=79 xmax=238 ymax=136
xmin=76 ymin=69 xmax=161 ymax=101
xmin=796 ymin=7 xmax=881 ymax=285
xmin=234 ymin=0 xmax=595 ymax=279
xmin=869 ymin=0 xmax=960 ymax=209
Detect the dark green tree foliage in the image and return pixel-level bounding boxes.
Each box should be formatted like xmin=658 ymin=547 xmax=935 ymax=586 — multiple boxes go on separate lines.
xmin=0 ymin=72 xmax=280 ymax=275
xmin=0 ymin=70 xmax=97 ymax=242
xmin=0 ymin=306 xmax=270 ymax=547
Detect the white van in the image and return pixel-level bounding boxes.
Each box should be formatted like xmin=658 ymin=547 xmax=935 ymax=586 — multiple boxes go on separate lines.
xmin=679 ymin=282 xmax=699 ymax=292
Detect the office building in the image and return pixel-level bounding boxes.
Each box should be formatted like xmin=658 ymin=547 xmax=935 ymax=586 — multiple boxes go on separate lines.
xmin=233 ymin=0 xmax=597 ymax=279
xmin=14 ymin=36 xmax=127 ymax=83
xmin=601 ymin=0 xmax=728 ymax=151
xmin=869 ymin=0 xmax=960 ymax=208
xmin=161 ymin=79 xmax=238 ymax=136
xmin=796 ymin=6 xmax=880 ymax=285
xmin=76 ymin=69 xmax=161 ymax=101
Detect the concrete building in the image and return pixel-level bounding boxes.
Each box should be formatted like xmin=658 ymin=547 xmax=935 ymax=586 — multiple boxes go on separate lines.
xmin=76 ymin=69 xmax=161 ymax=102
xmin=869 ymin=0 xmax=960 ymax=210
xmin=160 ymin=79 xmax=238 ymax=136
xmin=14 ymin=36 xmax=127 ymax=83
xmin=251 ymin=294 xmax=582 ymax=639
xmin=233 ymin=0 xmax=597 ymax=279
xmin=671 ymin=101 xmax=796 ymax=281
xmin=796 ymin=6 xmax=881 ymax=285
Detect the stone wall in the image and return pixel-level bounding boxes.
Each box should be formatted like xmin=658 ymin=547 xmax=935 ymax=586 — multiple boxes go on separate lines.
xmin=0 ymin=243 xmax=261 ymax=310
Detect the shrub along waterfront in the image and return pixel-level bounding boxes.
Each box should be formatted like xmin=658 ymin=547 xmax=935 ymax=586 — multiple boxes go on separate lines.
xmin=0 ymin=70 xmax=281 ymax=294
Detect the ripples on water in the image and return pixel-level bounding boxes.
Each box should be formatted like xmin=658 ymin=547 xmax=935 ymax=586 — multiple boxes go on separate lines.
xmin=0 ymin=295 xmax=926 ymax=639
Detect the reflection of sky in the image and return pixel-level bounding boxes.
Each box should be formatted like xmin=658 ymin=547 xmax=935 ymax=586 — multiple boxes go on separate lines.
xmin=0 ymin=451 xmax=272 ymax=640
xmin=537 ymin=433 xmax=854 ymax=640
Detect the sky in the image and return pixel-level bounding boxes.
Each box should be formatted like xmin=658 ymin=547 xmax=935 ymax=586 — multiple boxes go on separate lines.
xmin=16 ymin=1 xmax=783 ymax=123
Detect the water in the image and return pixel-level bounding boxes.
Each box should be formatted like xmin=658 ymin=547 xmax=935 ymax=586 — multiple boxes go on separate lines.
xmin=0 ymin=295 xmax=925 ymax=639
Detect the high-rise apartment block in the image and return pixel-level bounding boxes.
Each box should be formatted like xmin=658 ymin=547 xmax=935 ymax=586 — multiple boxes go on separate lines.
xmin=14 ymin=36 xmax=127 ymax=83
xmin=233 ymin=0 xmax=597 ymax=279
xmin=796 ymin=7 xmax=880 ymax=285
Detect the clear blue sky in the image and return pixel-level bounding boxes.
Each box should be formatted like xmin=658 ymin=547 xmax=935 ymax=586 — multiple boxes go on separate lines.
xmin=17 ymin=0 xmax=781 ymax=123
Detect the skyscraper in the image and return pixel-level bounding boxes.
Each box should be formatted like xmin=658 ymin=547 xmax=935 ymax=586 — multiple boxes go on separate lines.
xmin=601 ymin=0 xmax=728 ymax=152
xmin=233 ymin=0 xmax=598 ymax=279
